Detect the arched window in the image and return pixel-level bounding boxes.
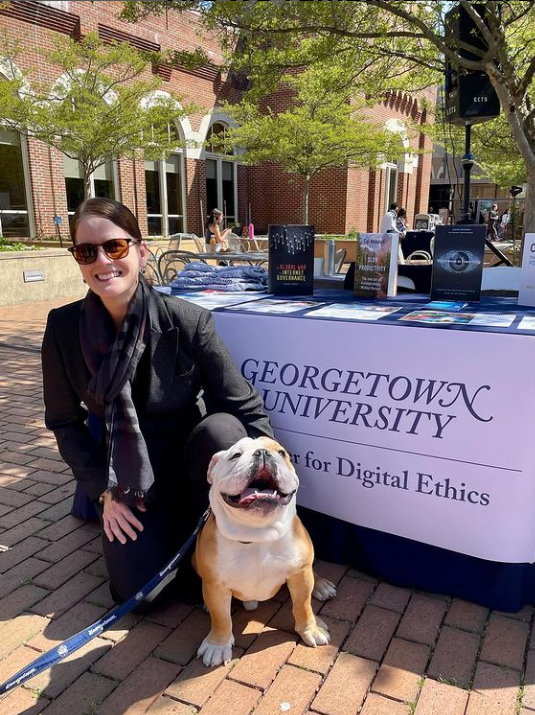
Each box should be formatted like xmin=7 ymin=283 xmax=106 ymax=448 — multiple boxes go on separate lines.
xmin=63 ymin=156 xmax=117 ymax=216
xmin=205 ymin=121 xmax=237 ymax=226
xmin=145 ymin=122 xmax=186 ymax=236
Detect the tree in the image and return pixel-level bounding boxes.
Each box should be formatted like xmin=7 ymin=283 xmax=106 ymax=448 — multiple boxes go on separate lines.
xmin=220 ymin=65 xmax=403 ymax=223
xmin=122 ymin=1 xmax=535 ymax=233
xmin=0 ymin=32 xmax=190 ymax=198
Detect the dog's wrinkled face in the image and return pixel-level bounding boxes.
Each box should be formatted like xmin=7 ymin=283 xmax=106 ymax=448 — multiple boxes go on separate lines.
xmin=208 ymin=436 xmax=299 ymax=518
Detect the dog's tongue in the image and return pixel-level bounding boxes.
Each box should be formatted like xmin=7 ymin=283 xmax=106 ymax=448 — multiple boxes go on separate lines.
xmin=239 ymin=488 xmax=277 ymax=505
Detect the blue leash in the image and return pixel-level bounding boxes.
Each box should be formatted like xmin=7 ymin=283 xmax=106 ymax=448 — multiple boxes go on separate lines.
xmin=0 ymin=508 xmax=211 ymax=696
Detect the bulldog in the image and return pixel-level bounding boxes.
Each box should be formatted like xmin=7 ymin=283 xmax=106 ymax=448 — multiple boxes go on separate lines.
xmin=193 ymin=436 xmax=337 ymax=668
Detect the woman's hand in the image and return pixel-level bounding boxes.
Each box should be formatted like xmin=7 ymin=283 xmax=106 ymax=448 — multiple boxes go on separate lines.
xmin=101 ymin=492 xmax=147 ymax=544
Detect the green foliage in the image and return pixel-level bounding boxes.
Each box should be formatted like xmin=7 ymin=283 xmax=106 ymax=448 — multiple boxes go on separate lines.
xmin=219 ymin=63 xmax=404 ymax=222
xmin=0 ymin=237 xmax=38 ymax=251
xmin=0 ymin=32 xmax=191 ymax=198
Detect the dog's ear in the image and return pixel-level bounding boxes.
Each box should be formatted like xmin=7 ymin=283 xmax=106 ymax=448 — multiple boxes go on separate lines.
xmin=207 ymin=451 xmax=224 ymax=484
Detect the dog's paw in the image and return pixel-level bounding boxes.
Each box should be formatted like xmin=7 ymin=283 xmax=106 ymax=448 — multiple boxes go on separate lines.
xmin=299 ymin=616 xmax=331 ymax=647
xmin=197 ymin=635 xmax=235 ymax=668
xmin=312 ymin=575 xmax=337 ymax=602
xmin=243 ymin=600 xmax=259 ymax=611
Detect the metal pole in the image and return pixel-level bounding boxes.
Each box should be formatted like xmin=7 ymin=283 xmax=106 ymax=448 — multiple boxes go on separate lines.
xmin=462 ymin=124 xmax=473 ymax=222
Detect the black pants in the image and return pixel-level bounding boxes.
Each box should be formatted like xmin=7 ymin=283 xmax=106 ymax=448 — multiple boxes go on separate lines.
xmin=99 ymin=413 xmax=247 ymax=607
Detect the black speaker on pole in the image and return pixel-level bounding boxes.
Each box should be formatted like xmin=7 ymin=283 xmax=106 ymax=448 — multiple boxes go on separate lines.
xmin=444 ymin=2 xmax=500 ymax=125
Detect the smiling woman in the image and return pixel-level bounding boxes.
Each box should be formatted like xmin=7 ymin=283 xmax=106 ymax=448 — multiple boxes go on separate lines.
xmin=41 ymin=197 xmax=273 ymax=610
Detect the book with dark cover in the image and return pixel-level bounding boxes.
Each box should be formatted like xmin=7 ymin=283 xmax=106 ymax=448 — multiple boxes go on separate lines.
xmin=430 ymin=224 xmax=486 ymax=302
xmin=354 ymin=233 xmax=399 ymax=299
xmin=268 ymin=225 xmax=315 ymax=295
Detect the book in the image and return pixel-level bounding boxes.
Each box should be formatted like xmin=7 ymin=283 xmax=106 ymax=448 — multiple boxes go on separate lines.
xmin=430 ymin=224 xmax=486 ymax=302
xmin=354 ymin=233 xmax=399 ymax=299
xmin=268 ymin=225 xmax=315 ymax=295
xmin=518 ymin=233 xmax=535 ymax=307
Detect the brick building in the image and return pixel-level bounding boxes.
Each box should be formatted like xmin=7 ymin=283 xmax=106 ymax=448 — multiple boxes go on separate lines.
xmin=0 ymin=0 xmax=434 ymax=240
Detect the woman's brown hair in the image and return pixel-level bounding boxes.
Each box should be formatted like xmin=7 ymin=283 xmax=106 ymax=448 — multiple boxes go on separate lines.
xmin=70 ymin=198 xmax=142 ymax=244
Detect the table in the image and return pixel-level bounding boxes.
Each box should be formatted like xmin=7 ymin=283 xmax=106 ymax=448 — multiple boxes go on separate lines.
xmin=207 ymin=291 xmax=535 ymax=610
xmin=196 ymin=251 xmax=268 ymax=266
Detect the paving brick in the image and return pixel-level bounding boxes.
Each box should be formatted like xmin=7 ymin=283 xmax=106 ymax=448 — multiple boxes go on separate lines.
xmin=233 ymin=600 xmax=282 ymax=649
xmin=254 ymin=664 xmax=321 ymax=715
xmin=32 ymin=636 xmax=111 ymax=699
xmin=369 ymin=582 xmax=412 ymax=613
xmin=480 ymin=613 xmax=529 ymax=670
xmin=444 ymin=598 xmax=488 ymax=634
xmin=0 ymin=557 xmax=50 ymax=599
xmin=28 ymin=469 xmax=73 ymax=487
xmin=36 ymin=527 xmax=95 ymax=562
xmin=156 ymin=608 xmax=211 ymax=665
xmin=0 ymin=613 xmax=49 ymax=659
xmin=165 ymin=654 xmax=238 ymax=707
xmin=32 ymin=549 xmax=98 ymax=589
xmin=229 ymin=629 xmax=297 ymax=690
xmin=0 ymin=501 xmax=49 ymax=529
xmin=427 ymin=625 xmax=480 ymax=688
xmin=372 ymin=638 xmax=431 ymax=702
xmin=344 ymin=604 xmax=400 ymax=661
xmin=23 ymin=481 xmax=57 ymax=497
xmin=84 ymin=555 xmax=109 ymax=579
xmin=35 ymin=514 xmax=84 ymax=541
xmin=0 ymin=487 xmax=34 ymax=508
xmin=101 ymin=613 xmax=142 ymax=643
xmin=36 ymin=497 xmax=74 ymax=522
xmin=0 ymin=462 xmax=39 ymax=479
xmin=361 ymin=693 xmax=411 ymax=715
xmin=0 ymin=502 xmax=14 ymax=517
xmin=94 ymin=621 xmax=172 ymax=681
xmin=39 ymin=671 xmax=116 ymax=715
xmin=267 ymin=597 xmax=320 ymax=636
xmin=37 ymin=483 xmax=75 ymax=505
xmin=522 ymin=650 xmax=535 ymax=710
xmin=396 ymin=594 xmax=448 ymax=646
xmin=288 ymin=616 xmax=351 ymax=675
xmin=28 ymin=602 xmax=106 ymax=651
xmin=311 ymin=652 xmax=377 ymax=715
xmin=319 ymin=576 xmax=375 ymax=623
xmin=466 ymin=661 xmax=520 ymax=714
xmin=25 ymin=457 xmax=70 ymax=472
xmin=0 ymin=536 xmax=49 ymax=573
xmin=147 ymin=696 xmax=198 ymax=714
xmin=30 ymin=571 xmax=103 ymax=618
xmin=146 ymin=599 xmax=195 ymax=630
xmin=0 ymin=518 xmax=48 ymax=546
xmin=0 ymin=583 xmax=49 ymax=620
xmin=0 ymin=450 xmax=36 ymax=465
xmin=84 ymin=581 xmax=116 ymax=609
xmin=414 ymin=679 xmax=469 ymax=715
xmin=314 ymin=559 xmax=347 ymax=585
xmin=496 ymin=604 xmax=533 ymax=622
xmin=0 ymin=687 xmax=49 ymax=715
xmin=98 ymin=656 xmax=182 ymax=715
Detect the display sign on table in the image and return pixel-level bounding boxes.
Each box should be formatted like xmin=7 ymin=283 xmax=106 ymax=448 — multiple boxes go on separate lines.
xmin=354 ymin=232 xmax=399 ymax=299
xmin=268 ymin=225 xmax=314 ymax=295
xmin=518 ymin=233 xmax=535 ymax=307
xmin=214 ymin=310 xmax=535 ymax=563
xmin=430 ymin=224 xmax=486 ymax=302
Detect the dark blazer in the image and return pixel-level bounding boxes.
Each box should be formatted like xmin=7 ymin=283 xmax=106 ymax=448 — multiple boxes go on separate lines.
xmin=42 ymin=288 xmax=273 ymax=502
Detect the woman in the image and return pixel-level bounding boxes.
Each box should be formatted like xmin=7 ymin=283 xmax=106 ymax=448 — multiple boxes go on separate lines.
xmin=395 ymin=207 xmax=408 ymax=236
xmin=42 ymin=198 xmax=272 ymax=606
xmin=204 ymin=208 xmax=231 ymax=248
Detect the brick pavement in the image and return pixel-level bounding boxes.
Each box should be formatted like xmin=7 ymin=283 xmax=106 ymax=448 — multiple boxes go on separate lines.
xmin=0 ymin=297 xmax=533 ymax=715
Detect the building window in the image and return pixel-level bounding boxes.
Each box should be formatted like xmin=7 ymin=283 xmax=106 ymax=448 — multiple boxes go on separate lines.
xmin=205 ymin=122 xmax=237 ymax=225
xmin=145 ymin=123 xmax=185 ymax=236
xmin=385 ymin=162 xmax=398 ymax=212
xmin=0 ymin=129 xmax=30 ymax=238
xmin=63 ymin=155 xmax=116 ymax=215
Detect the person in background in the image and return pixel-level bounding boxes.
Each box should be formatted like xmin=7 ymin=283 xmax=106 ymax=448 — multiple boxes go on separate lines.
xmin=379 ymin=202 xmax=400 ymax=233
xmin=487 ymin=203 xmax=500 ymax=241
xmin=396 ymin=207 xmax=408 ymax=236
xmin=204 ymin=208 xmax=231 ymax=248
xmin=42 ymin=198 xmax=272 ymax=608
xmin=499 ymin=207 xmax=511 ymax=239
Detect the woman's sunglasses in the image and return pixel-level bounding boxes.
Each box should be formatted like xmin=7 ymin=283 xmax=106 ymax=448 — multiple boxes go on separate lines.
xmin=68 ymin=238 xmax=139 ymax=265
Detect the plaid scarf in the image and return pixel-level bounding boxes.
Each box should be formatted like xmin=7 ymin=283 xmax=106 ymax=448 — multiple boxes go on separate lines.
xmin=80 ymin=276 xmax=154 ymax=504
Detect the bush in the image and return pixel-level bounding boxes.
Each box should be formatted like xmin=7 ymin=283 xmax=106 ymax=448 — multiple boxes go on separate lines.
xmin=0 ymin=237 xmax=39 ymax=252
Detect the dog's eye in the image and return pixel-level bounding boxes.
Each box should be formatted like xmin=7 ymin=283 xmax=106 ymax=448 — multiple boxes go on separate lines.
xmin=278 ymin=449 xmax=286 ymax=458
xmin=230 ymin=452 xmax=241 ymax=460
